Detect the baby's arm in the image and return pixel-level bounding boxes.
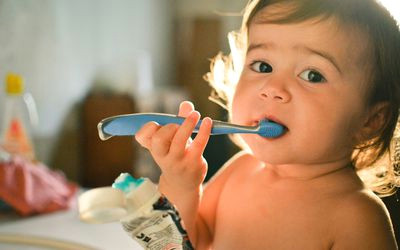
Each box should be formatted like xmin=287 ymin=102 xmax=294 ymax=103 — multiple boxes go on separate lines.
xmin=135 ymin=101 xmax=213 ymax=247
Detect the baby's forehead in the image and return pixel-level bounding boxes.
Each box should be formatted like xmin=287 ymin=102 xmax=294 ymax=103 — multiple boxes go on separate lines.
xmin=249 ymin=12 xmax=373 ymax=74
xmin=247 ymin=16 xmax=375 ymax=93
xmin=250 ymin=2 xmax=374 ymax=62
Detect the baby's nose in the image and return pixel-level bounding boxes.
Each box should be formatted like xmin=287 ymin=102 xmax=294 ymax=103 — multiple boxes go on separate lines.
xmin=258 ymin=80 xmax=291 ymax=103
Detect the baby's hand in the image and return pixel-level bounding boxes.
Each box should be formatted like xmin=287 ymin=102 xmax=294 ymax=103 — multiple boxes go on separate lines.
xmin=135 ymin=101 xmax=212 ymax=198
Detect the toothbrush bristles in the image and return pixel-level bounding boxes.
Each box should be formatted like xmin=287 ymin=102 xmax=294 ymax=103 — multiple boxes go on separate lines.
xmin=259 ymin=119 xmax=285 ymax=138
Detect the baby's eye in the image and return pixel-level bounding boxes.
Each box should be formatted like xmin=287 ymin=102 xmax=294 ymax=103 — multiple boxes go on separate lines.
xmin=250 ymin=61 xmax=273 ymax=73
xmin=298 ymin=69 xmax=326 ymax=83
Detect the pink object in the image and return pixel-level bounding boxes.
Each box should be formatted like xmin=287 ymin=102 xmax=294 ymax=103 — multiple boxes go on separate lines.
xmin=0 ymin=156 xmax=78 ymax=216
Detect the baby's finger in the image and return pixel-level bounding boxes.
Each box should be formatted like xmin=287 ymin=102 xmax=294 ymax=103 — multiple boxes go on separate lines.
xmin=178 ymin=101 xmax=195 ymax=118
xmin=151 ymin=124 xmax=179 ymax=157
xmin=134 ymin=122 xmax=160 ymax=149
xmin=169 ymin=111 xmax=200 ymax=156
xmin=189 ymin=117 xmax=212 ymax=156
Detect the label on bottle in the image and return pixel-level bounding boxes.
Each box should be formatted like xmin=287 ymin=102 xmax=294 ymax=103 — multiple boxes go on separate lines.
xmin=121 ymin=196 xmax=193 ymax=250
xmin=2 ymin=117 xmax=34 ymax=160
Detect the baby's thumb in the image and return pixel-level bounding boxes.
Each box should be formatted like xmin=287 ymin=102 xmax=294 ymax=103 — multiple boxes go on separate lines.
xmin=178 ymin=101 xmax=195 ymax=117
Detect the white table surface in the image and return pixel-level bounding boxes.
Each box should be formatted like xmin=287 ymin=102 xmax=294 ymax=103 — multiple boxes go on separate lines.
xmin=0 ymin=201 xmax=143 ymax=250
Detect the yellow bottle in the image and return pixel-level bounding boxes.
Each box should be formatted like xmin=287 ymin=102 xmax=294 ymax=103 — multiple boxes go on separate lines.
xmin=0 ymin=73 xmax=36 ymax=160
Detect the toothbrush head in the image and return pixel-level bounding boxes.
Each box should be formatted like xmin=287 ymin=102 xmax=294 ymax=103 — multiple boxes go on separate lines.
xmin=258 ymin=119 xmax=285 ymax=138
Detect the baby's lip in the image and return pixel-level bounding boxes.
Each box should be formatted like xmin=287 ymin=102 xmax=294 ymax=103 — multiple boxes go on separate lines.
xmin=265 ymin=115 xmax=285 ymax=126
xmin=257 ymin=116 xmax=288 ymax=130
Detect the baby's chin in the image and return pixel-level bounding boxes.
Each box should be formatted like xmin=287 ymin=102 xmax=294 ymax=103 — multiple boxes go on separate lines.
xmin=246 ymin=148 xmax=292 ymax=166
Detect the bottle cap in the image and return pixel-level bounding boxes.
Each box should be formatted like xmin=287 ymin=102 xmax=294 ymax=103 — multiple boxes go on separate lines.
xmin=6 ymin=73 xmax=24 ymax=95
xmin=112 ymin=173 xmax=161 ymax=215
xmin=112 ymin=173 xmax=144 ymax=193
xmin=78 ymin=187 xmax=127 ymax=223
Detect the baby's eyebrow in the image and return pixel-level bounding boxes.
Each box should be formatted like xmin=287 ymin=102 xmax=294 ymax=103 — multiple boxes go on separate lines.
xmin=294 ymin=45 xmax=343 ymax=75
xmin=247 ymin=42 xmax=343 ymax=75
xmin=247 ymin=42 xmax=276 ymax=53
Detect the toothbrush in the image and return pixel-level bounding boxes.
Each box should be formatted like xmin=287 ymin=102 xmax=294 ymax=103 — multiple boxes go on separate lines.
xmin=97 ymin=113 xmax=285 ymax=141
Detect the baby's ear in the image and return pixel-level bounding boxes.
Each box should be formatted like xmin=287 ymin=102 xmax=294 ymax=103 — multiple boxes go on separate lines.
xmin=359 ymin=102 xmax=389 ymax=141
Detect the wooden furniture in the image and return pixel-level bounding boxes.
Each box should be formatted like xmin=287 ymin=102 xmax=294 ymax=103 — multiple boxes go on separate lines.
xmin=81 ymin=93 xmax=137 ymax=187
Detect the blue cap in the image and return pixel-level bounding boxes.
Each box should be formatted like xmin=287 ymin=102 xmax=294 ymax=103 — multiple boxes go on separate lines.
xmin=112 ymin=173 xmax=144 ymax=193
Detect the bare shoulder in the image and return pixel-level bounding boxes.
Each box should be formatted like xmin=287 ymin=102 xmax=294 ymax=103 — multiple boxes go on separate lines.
xmin=332 ymin=189 xmax=398 ymax=250
xmin=204 ymin=150 xmax=255 ymax=187
xmin=199 ymin=151 xmax=255 ymax=236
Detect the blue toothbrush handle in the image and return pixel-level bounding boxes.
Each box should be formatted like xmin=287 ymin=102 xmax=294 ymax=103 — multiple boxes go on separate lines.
xmin=99 ymin=113 xmax=254 ymax=140
xmin=208 ymin=121 xmax=256 ymax=134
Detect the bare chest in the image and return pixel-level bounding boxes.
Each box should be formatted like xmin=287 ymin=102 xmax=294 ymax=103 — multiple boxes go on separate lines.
xmin=212 ymin=175 xmax=335 ymax=249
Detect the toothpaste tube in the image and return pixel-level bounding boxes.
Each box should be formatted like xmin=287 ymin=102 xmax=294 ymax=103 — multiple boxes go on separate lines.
xmin=78 ymin=173 xmax=193 ymax=250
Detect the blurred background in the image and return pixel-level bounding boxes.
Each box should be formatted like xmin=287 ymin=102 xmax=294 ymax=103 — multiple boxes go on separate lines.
xmin=0 ymin=0 xmax=396 ymax=188
xmin=0 ymin=0 xmax=248 ymax=188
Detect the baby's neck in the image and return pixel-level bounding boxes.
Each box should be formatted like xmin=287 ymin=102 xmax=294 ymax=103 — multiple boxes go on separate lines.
xmin=262 ymin=159 xmax=355 ymax=183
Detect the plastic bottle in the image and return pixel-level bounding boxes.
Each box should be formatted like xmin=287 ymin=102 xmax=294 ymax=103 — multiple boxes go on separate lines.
xmin=0 ymin=73 xmax=38 ymax=161
xmin=78 ymin=173 xmax=194 ymax=250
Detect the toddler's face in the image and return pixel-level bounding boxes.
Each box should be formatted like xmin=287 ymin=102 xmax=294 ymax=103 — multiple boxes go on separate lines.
xmin=231 ymin=6 xmax=374 ymax=166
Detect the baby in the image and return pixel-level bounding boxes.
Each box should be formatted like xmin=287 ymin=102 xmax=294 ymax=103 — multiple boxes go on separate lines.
xmin=135 ymin=0 xmax=400 ymax=249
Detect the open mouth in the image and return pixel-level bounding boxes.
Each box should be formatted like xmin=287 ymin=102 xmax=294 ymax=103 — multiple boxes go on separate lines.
xmin=256 ymin=116 xmax=288 ymax=129
xmin=268 ymin=119 xmax=288 ymax=136
xmin=265 ymin=118 xmax=288 ymax=131
xmin=256 ymin=117 xmax=288 ymax=138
